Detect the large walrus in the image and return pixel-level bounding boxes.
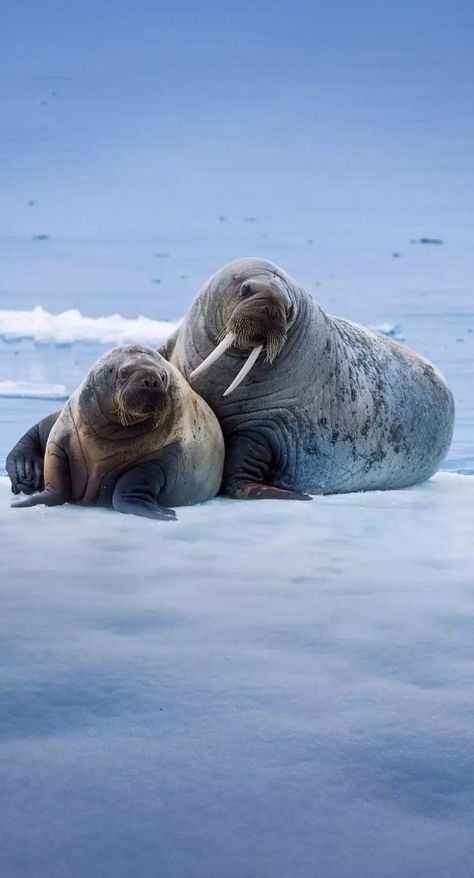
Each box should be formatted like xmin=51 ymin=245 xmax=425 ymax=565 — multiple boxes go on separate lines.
xmin=6 ymin=258 xmax=454 ymax=502
xmin=10 ymin=345 xmax=224 ymax=520
xmin=160 ymin=257 xmax=454 ymax=499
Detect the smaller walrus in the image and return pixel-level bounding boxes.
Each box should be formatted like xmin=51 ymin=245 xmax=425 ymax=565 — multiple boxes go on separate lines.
xmin=11 ymin=345 xmax=224 ymax=521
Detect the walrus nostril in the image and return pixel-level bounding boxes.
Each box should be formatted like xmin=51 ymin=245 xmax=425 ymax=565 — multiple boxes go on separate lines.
xmin=142 ymin=374 xmax=162 ymax=389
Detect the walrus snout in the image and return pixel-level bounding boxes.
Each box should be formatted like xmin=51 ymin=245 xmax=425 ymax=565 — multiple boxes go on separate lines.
xmin=124 ymin=367 xmax=170 ymax=410
xmin=227 ymin=292 xmax=288 ymax=382
xmin=229 ymin=294 xmax=287 ymax=344
xmin=114 ymin=363 xmax=172 ymax=425
xmin=190 ymin=275 xmax=292 ymax=395
xmin=134 ymin=366 xmax=170 ymax=393
xmin=190 ymin=304 xmax=287 ymax=396
xmin=119 ymin=362 xmax=170 ymax=394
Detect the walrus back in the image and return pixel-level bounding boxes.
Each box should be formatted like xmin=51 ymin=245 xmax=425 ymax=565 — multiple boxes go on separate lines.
xmin=293 ymin=318 xmax=455 ymax=494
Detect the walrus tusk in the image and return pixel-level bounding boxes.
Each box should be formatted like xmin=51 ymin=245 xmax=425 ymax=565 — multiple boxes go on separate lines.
xmin=223 ymin=344 xmax=263 ymax=397
xmin=190 ymin=332 xmax=236 ymax=379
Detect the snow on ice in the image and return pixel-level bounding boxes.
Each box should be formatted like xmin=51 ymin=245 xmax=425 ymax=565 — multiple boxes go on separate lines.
xmin=0 ymin=305 xmax=180 ymax=346
xmin=1 ymin=473 xmax=473 ymax=877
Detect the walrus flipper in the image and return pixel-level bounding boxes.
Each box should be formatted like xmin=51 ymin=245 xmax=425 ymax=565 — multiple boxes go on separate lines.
xmin=222 ymin=431 xmax=311 ymax=501
xmin=225 ymin=481 xmax=311 ymax=501
xmin=112 ymin=461 xmax=177 ymax=521
xmin=11 ymin=441 xmax=71 ymax=509
xmin=6 ymin=411 xmax=61 ymax=495
xmin=11 ymin=488 xmax=68 ymax=508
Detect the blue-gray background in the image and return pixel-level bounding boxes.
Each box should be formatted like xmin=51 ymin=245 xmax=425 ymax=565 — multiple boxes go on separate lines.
xmin=1 ymin=2 xmax=473 ymax=877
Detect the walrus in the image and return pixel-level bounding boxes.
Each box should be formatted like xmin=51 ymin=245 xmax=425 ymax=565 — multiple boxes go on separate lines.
xmin=6 ymin=258 xmax=455 ymax=501
xmin=159 ymin=257 xmax=455 ymax=498
xmin=9 ymin=345 xmax=224 ymax=520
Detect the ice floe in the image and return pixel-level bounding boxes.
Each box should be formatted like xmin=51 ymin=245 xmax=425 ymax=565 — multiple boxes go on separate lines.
xmin=0 ymin=381 xmax=68 ymax=401
xmin=0 ymin=306 xmax=180 ymax=346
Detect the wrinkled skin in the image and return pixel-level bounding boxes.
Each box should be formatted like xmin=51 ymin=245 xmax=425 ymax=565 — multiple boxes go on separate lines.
xmin=6 ymin=259 xmax=455 ymax=502
xmin=8 ymin=345 xmax=224 ymax=520
xmin=162 ymin=258 xmax=455 ymax=497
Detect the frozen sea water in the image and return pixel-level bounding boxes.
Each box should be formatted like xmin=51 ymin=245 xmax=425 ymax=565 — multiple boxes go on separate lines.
xmin=0 ymin=473 xmax=473 ymax=878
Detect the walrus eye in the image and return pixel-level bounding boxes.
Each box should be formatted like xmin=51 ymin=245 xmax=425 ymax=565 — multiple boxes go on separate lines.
xmin=239 ymin=282 xmax=252 ymax=298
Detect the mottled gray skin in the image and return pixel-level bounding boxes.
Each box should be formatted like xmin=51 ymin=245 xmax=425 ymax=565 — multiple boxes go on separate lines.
xmin=162 ymin=258 xmax=455 ymax=495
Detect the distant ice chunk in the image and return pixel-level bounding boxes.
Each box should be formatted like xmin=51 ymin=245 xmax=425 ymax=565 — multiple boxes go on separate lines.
xmin=0 ymin=381 xmax=68 ymax=401
xmin=373 ymin=322 xmax=405 ymax=341
xmin=0 ymin=306 xmax=180 ymax=346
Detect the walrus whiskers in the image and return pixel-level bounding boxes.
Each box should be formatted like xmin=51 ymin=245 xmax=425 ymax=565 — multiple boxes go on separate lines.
xmin=190 ymin=332 xmax=236 ymax=378
xmin=112 ymin=393 xmax=135 ymax=427
xmin=223 ymin=344 xmax=263 ymax=397
xmin=113 ymin=394 xmax=145 ymax=428
xmin=264 ymin=331 xmax=287 ymax=363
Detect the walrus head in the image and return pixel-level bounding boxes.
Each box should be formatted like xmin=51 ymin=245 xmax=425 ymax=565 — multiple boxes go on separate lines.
xmin=93 ymin=346 xmax=174 ymax=429
xmin=191 ymin=268 xmax=296 ymax=396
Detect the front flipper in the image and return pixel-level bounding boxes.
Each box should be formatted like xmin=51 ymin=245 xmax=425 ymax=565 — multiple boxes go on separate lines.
xmin=11 ymin=440 xmax=70 ymax=509
xmin=6 ymin=411 xmax=61 ymax=495
xmin=226 ymin=481 xmax=311 ymax=501
xmin=112 ymin=461 xmax=177 ymax=521
xmin=222 ymin=429 xmax=312 ymax=502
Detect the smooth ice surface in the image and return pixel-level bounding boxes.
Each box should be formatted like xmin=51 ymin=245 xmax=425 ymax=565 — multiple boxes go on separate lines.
xmin=1 ymin=473 xmax=474 ymax=878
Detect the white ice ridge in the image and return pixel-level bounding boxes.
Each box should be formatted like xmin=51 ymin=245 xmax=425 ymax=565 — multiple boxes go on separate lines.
xmin=0 ymin=381 xmax=69 ymax=401
xmin=0 ymin=306 xmax=181 ymax=346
